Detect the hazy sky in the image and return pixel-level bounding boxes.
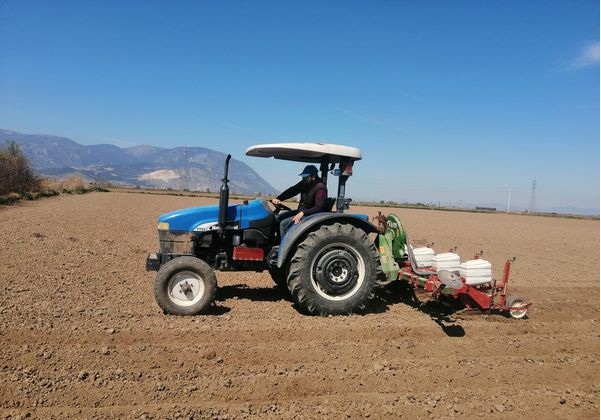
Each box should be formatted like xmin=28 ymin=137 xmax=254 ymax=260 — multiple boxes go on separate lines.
xmin=0 ymin=0 xmax=599 ymax=212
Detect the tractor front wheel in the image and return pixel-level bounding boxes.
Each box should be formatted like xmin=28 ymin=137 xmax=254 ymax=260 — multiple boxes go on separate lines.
xmin=154 ymin=256 xmax=217 ymax=315
xmin=287 ymin=223 xmax=380 ymax=315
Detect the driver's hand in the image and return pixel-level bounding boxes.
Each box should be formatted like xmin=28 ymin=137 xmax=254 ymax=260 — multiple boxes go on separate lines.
xmin=271 ymin=198 xmax=282 ymax=206
xmin=293 ymin=211 xmax=304 ymax=224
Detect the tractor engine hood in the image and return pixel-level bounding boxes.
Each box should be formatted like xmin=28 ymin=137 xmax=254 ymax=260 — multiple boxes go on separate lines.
xmin=157 ymin=199 xmax=273 ymax=232
xmin=158 ymin=204 xmax=238 ymax=232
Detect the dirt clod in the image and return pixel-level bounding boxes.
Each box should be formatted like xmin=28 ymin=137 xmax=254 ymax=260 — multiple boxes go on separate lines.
xmin=203 ymin=350 xmax=216 ymax=360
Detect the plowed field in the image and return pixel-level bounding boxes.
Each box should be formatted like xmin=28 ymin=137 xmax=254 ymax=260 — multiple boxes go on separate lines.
xmin=1 ymin=192 xmax=599 ymax=419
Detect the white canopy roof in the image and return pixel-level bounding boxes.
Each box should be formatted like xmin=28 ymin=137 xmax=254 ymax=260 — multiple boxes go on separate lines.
xmin=245 ymin=143 xmax=362 ymax=164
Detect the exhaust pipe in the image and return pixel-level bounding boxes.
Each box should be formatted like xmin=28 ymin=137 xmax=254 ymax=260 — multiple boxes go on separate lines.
xmin=218 ymin=154 xmax=231 ymax=235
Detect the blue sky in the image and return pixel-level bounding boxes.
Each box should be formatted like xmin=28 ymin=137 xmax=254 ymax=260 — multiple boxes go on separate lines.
xmin=0 ymin=0 xmax=599 ymax=212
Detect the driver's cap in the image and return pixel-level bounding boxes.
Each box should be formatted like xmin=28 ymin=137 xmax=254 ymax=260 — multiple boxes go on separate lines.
xmin=299 ymin=165 xmax=318 ymax=178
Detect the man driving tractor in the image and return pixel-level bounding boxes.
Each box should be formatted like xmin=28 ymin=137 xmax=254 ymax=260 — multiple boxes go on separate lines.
xmin=270 ymin=164 xmax=328 ymax=232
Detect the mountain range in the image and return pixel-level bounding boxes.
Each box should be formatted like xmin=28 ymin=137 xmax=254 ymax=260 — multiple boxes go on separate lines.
xmin=0 ymin=129 xmax=277 ymax=195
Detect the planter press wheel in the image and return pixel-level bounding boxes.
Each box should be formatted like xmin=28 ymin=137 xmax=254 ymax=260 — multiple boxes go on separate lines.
xmin=506 ymin=295 xmax=529 ymax=319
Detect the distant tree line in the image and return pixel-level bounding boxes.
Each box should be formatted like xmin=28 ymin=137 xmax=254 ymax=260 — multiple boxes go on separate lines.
xmin=0 ymin=140 xmax=41 ymax=196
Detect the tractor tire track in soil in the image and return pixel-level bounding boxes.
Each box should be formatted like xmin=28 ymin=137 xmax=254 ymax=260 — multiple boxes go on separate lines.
xmin=0 ymin=192 xmax=598 ymax=419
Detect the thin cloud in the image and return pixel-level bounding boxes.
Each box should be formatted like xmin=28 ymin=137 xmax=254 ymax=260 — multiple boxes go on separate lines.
xmin=570 ymin=41 xmax=600 ymax=69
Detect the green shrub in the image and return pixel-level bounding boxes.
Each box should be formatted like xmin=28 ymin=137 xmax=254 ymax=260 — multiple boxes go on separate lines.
xmin=88 ymin=186 xmax=109 ymax=193
xmin=24 ymin=191 xmax=41 ymax=200
xmin=40 ymin=189 xmax=60 ymax=197
xmin=0 ymin=192 xmax=22 ymax=205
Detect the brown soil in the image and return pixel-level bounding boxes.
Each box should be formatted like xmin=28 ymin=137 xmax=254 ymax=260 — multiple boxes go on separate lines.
xmin=1 ymin=192 xmax=599 ymax=419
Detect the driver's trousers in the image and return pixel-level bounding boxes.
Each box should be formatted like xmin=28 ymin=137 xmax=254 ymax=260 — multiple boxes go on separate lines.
xmin=279 ymin=210 xmax=300 ymax=239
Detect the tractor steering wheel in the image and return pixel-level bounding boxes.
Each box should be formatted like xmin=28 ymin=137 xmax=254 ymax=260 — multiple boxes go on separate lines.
xmin=271 ymin=201 xmax=292 ymax=215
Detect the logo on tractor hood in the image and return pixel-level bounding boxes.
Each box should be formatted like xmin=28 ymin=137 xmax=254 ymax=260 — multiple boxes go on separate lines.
xmin=194 ymin=222 xmax=219 ymax=232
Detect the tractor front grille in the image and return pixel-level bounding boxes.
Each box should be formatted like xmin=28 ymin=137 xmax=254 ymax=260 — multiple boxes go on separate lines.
xmin=159 ymin=230 xmax=194 ymax=255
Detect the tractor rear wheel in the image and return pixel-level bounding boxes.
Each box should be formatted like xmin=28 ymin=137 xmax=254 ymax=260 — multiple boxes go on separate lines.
xmin=154 ymin=256 xmax=217 ymax=315
xmin=287 ymin=223 xmax=381 ymax=315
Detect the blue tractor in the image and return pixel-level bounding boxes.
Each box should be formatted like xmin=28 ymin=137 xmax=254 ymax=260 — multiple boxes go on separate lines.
xmin=146 ymin=143 xmax=384 ymax=316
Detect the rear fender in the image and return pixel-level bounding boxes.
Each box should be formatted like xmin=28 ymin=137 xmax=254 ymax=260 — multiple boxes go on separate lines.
xmin=277 ymin=213 xmax=379 ymax=268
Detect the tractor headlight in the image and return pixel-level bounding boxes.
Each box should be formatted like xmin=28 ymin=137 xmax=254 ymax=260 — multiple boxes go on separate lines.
xmin=158 ymin=222 xmax=170 ymax=231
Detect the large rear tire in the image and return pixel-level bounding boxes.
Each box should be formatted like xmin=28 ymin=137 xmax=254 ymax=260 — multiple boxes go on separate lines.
xmin=287 ymin=223 xmax=381 ymax=315
xmin=154 ymin=256 xmax=217 ymax=315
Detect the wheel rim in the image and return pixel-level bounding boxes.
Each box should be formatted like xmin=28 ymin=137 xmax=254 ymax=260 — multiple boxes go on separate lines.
xmin=310 ymin=242 xmax=366 ymax=301
xmin=509 ymin=298 xmax=528 ymax=319
xmin=167 ymin=270 xmax=205 ymax=307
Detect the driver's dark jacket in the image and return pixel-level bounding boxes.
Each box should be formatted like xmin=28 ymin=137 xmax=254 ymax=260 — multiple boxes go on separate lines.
xmin=276 ymin=179 xmax=327 ymax=216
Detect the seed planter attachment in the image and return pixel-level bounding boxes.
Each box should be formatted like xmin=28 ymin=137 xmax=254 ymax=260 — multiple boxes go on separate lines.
xmin=375 ymin=212 xmax=532 ymax=319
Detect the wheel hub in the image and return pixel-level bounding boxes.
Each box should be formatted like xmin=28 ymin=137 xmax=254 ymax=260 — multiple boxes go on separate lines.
xmin=314 ymin=249 xmax=358 ymax=295
xmin=180 ymin=281 xmax=193 ymax=295
xmin=509 ymin=298 xmax=528 ymax=319
xmin=168 ymin=271 xmax=205 ymax=306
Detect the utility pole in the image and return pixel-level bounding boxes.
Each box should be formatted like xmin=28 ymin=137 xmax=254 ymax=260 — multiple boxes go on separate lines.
xmin=529 ymin=180 xmax=537 ymax=212
xmin=506 ymin=188 xmax=511 ymax=213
